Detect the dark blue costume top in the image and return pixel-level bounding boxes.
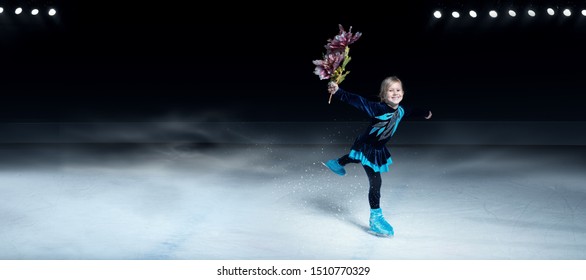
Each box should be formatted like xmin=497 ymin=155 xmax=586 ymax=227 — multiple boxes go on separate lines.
xmin=333 ymin=88 xmax=427 ymax=173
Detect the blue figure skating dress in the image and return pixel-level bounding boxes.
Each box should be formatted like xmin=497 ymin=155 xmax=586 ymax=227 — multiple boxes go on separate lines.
xmin=332 ymin=88 xmax=424 ymax=173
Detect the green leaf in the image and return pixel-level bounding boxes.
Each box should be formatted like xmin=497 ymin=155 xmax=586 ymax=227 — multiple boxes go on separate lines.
xmin=342 ymin=56 xmax=351 ymax=68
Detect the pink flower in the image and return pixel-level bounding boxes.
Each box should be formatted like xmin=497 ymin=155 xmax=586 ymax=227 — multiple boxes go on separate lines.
xmin=312 ymin=52 xmax=344 ymax=80
xmin=325 ymin=24 xmax=362 ymax=54
xmin=313 ymin=24 xmax=361 ymax=93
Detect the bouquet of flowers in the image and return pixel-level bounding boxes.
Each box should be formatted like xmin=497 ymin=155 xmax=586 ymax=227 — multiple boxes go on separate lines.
xmin=313 ymin=24 xmax=362 ymax=103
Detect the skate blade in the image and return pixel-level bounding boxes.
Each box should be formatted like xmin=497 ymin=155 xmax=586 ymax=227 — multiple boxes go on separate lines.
xmin=368 ymin=230 xmax=394 ymax=238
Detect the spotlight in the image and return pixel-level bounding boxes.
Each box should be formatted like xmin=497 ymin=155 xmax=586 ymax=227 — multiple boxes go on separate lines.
xmin=452 ymin=11 xmax=460 ymax=18
xmin=563 ymin=9 xmax=571 ymax=16
xmin=509 ymin=10 xmax=517 ymax=17
xmin=469 ymin=10 xmax=477 ymax=18
xmin=31 ymin=8 xmax=39 ymax=15
xmin=0 ymin=7 xmax=3 ymax=14
xmin=48 ymin=8 xmax=57 ymax=16
xmin=15 ymin=7 xmax=22 ymax=14
xmin=528 ymin=9 xmax=536 ymax=17
xmin=582 ymin=9 xmax=586 ymax=16
xmin=433 ymin=10 xmax=442 ymax=19
xmin=489 ymin=10 xmax=498 ymax=18
xmin=547 ymin=8 xmax=555 ymax=16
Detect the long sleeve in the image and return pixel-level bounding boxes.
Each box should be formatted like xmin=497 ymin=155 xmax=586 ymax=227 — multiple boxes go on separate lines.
xmin=332 ymin=88 xmax=387 ymax=118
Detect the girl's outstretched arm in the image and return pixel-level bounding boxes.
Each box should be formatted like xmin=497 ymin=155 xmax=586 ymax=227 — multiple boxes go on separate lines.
xmin=328 ymin=82 xmax=383 ymax=117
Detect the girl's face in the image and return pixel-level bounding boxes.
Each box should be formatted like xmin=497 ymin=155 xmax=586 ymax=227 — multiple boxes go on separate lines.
xmin=384 ymin=82 xmax=404 ymax=107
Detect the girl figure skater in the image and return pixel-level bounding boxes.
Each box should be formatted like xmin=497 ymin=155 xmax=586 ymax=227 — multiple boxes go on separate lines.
xmin=324 ymin=76 xmax=432 ymax=237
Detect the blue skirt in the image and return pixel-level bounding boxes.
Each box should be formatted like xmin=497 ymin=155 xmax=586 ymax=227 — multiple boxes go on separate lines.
xmin=348 ymin=142 xmax=392 ymax=173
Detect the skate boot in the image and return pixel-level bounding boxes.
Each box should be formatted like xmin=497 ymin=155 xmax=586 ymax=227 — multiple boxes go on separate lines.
xmin=369 ymin=208 xmax=394 ymax=237
xmin=323 ymin=159 xmax=346 ymax=176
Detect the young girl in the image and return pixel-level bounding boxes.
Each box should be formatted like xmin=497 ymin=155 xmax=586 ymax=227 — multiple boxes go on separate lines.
xmin=324 ymin=76 xmax=432 ymax=237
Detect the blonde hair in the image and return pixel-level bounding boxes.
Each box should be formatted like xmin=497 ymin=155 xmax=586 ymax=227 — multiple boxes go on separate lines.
xmin=378 ymin=76 xmax=403 ymax=102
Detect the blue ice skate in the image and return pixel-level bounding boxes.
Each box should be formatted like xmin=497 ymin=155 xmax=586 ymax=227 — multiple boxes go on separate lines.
xmin=323 ymin=159 xmax=346 ymax=176
xmin=369 ymin=208 xmax=394 ymax=237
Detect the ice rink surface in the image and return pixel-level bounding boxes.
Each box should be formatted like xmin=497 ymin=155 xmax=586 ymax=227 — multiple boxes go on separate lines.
xmin=2 ymin=142 xmax=585 ymax=260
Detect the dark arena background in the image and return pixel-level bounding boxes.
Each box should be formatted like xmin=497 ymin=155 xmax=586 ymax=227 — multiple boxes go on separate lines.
xmin=2 ymin=0 xmax=586 ymax=276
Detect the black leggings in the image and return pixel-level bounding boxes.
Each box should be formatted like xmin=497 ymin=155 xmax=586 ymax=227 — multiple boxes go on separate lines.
xmin=338 ymin=154 xmax=382 ymax=209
